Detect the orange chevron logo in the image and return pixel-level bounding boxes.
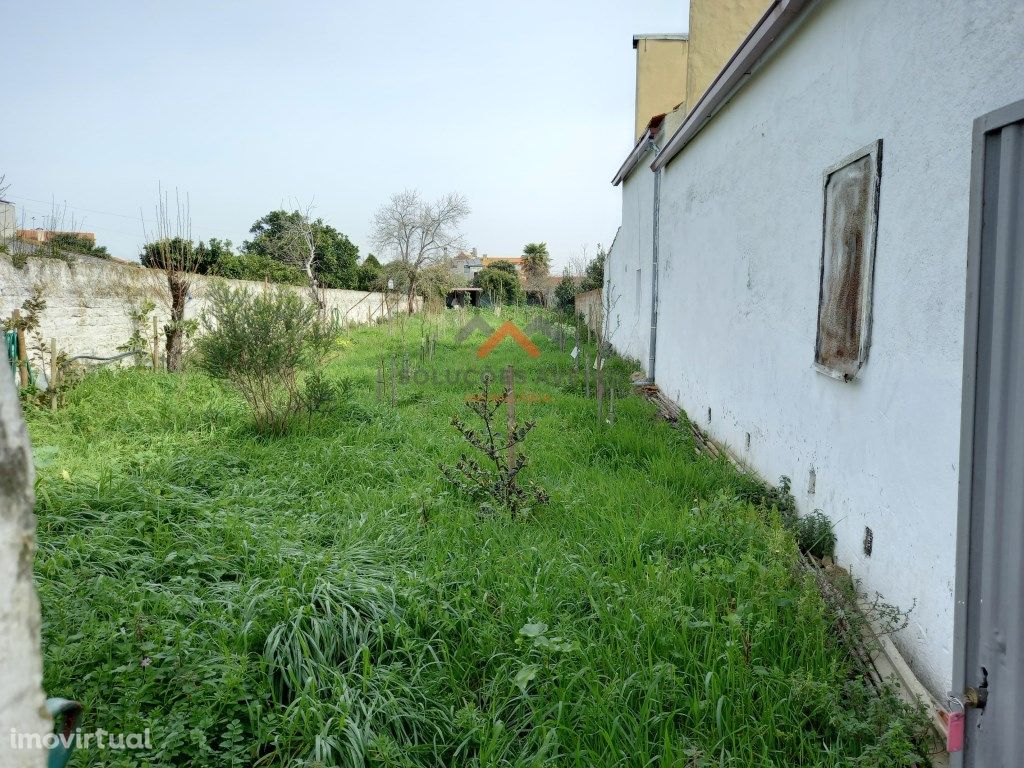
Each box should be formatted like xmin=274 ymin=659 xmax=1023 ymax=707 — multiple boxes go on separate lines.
xmin=477 ymin=321 xmax=541 ymax=359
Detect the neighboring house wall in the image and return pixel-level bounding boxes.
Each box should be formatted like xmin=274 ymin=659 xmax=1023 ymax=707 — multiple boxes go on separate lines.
xmin=634 ymin=35 xmax=689 ymax=140
xmin=607 ymin=147 xmax=656 ymax=369
xmin=608 ymin=0 xmax=1024 ymax=698
xmin=0 ymin=255 xmax=417 ymax=365
xmin=684 ymin=0 xmax=772 ymax=108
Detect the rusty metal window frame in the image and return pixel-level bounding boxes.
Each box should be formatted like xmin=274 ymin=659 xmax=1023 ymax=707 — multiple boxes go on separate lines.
xmin=814 ymin=139 xmax=883 ymax=382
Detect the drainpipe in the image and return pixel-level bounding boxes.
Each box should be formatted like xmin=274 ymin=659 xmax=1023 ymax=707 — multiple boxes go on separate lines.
xmin=646 ymin=137 xmax=662 ymax=382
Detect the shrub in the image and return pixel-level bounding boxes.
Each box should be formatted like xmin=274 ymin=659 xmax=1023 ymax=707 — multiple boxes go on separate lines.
xmin=441 ymin=373 xmax=548 ymax=516
xmin=196 ymin=283 xmax=338 ymax=434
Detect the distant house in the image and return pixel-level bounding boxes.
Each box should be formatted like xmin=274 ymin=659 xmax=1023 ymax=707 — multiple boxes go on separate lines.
xmin=16 ymin=228 xmax=96 ymax=245
xmin=450 ymin=252 xmax=526 ymax=283
xmin=450 ymin=253 xmax=485 ymax=282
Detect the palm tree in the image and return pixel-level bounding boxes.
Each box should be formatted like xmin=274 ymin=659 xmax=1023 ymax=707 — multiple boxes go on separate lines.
xmin=521 ymin=242 xmax=551 ymax=279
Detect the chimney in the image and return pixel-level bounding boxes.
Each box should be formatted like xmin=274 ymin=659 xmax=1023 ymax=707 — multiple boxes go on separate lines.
xmin=684 ymin=0 xmax=773 ymax=110
xmin=632 ymin=34 xmax=688 ymax=141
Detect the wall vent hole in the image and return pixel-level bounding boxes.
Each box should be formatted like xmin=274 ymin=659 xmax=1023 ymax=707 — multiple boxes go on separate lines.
xmin=707 ymin=407 xmax=712 ymax=424
xmin=863 ymin=526 xmax=874 ymax=557
xmin=745 ymin=432 xmax=751 ymax=451
xmin=808 ymin=468 xmax=817 ymax=495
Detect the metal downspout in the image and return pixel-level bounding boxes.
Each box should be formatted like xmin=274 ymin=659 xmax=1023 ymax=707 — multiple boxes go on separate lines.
xmin=647 ymin=138 xmax=661 ymax=382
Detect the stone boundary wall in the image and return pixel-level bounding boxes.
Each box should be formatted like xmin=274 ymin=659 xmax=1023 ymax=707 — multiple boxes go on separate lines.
xmin=574 ymin=288 xmax=603 ymax=335
xmin=1 ymin=254 xmax=418 ymax=368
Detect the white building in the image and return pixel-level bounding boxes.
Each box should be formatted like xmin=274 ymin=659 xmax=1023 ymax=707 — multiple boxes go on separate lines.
xmin=0 ymin=200 xmax=15 ymax=240
xmin=606 ymin=0 xmax=1024 ymax=749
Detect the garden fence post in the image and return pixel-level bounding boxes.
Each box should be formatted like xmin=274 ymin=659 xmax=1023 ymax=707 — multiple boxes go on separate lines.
xmin=390 ymin=356 xmax=397 ymax=408
xmin=50 ymin=338 xmax=57 ymax=412
xmin=376 ymin=362 xmax=383 ymax=403
xmin=13 ymin=310 xmax=28 ymax=388
xmin=505 ymin=365 xmax=516 ymax=470
xmin=152 ymin=315 xmax=159 ymax=371
xmin=584 ymin=351 xmax=590 ymax=398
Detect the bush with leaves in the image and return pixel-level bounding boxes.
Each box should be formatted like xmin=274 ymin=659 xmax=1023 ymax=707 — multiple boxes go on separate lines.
xmin=196 ymin=283 xmax=339 ymax=434
xmin=441 ymin=373 xmax=548 ymax=516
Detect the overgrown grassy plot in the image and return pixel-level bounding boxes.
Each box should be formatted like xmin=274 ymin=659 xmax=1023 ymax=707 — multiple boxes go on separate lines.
xmin=27 ymin=309 xmax=929 ymax=766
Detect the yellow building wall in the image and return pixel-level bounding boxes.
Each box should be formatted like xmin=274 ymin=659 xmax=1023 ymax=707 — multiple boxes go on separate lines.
xmin=634 ymin=37 xmax=688 ymax=141
xmin=685 ymin=0 xmax=772 ymax=109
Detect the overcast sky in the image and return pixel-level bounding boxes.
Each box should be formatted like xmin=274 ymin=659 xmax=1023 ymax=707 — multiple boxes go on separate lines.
xmin=4 ymin=1 xmax=688 ymax=269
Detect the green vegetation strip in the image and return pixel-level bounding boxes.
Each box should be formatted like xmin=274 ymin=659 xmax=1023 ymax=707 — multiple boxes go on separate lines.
xmin=27 ymin=309 xmax=929 ymax=766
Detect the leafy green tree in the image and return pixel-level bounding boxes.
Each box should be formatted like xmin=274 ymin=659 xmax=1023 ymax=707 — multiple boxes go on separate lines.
xmin=193 ymin=238 xmax=234 ymax=274
xmin=579 ymin=245 xmax=607 ymax=293
xmin=244 ymin=210 xmax=359 ymax=290
xmin=474 ymin=264 xmax=523 ymax=305
xmin=486 ymin=261 xmax=518 ymax=277
xmin=213 ymin=252 xmax=306 ymax=285
xmin=356 ymin=254 xmax=383 ymax=291
xmin=140 ymin=237 xmax=194 ymax=269
xmin=554 ymin=268 xmax=578 ymax=313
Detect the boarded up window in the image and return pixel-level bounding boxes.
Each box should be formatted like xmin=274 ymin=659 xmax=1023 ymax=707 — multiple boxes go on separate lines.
xmin=815 ymin=140 xmax=882 ymax=380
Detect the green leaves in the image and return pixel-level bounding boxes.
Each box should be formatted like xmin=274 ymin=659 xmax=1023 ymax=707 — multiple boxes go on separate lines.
xmin=519 ymin=622 xmax=548 ymax=638
xmin=514 ymin=664 xmax=538 ymax=693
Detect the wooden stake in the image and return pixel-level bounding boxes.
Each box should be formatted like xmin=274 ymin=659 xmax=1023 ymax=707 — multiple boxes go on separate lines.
xmin=505 ymin=365 xmax=516 ymax=470
xmin=390 ymin=356 xmax=397 ymax=408
xmin=50 ymin=338 xmax=58 ymax=411
xmin=609 ymin=387 xmax=616 ymax=425
xmin=13 ymin=310 xmax=28 ymax=388
xmin=376 ymin=363 xmax=384 ymax=402
xmin=152 ymin=315 xmax=159 ymax=371
xmin=584 ymin=352 xmax=590 ymax=398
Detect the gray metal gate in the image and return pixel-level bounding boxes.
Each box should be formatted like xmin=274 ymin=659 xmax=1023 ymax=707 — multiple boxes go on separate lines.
xmin=953 ymin=98 xmax=1024 ymax=767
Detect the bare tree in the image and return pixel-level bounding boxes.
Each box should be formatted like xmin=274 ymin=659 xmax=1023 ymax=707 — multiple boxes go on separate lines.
xmin=261 ymin=202 xmax=323 ymax=311
xmin=369 ymin=190 xmax=469 ymax=314
xmin=141 ymin=186 xmax=199 ymax=373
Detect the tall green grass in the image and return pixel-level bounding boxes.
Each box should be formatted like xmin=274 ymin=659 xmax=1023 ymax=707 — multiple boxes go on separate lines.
xmin=27 ymin=308 xmax=928 ymax=766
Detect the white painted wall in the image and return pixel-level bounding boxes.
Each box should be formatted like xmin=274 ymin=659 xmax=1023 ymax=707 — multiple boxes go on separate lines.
xmin=608 ymin=147 xmax=656 ymax=371
xmin=0 ymin=364 xmax=49 ymax=768
xmin=608 ymin=0 xmax=1024 ymax=696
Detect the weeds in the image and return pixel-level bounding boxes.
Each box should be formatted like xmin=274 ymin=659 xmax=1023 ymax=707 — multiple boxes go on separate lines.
xmin=27 ymin=308 xmax=928 ymax=767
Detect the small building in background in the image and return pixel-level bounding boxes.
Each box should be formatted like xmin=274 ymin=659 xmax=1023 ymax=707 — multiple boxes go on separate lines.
xmin=16 ymin=228 xmax=95 ymax=244
xmin=0 ymin=200 xmax=15 ymax=240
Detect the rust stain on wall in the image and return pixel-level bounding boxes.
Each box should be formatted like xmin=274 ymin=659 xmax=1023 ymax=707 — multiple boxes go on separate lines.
xmin=816 ymin=146 xmax=880 ymax=380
